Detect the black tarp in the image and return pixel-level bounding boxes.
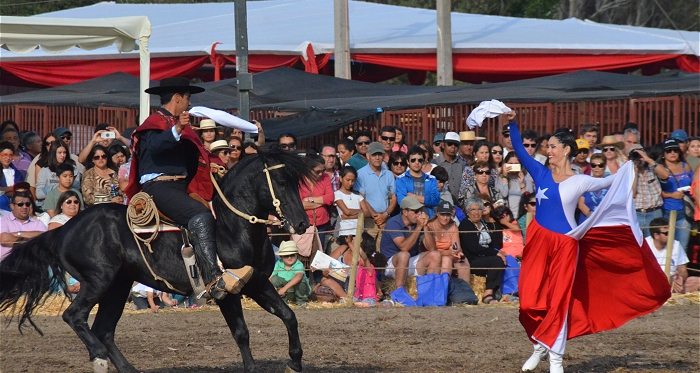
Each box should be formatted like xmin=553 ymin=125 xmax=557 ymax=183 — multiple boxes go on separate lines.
xmin=1 ymin=68 xmax=698 ymax=139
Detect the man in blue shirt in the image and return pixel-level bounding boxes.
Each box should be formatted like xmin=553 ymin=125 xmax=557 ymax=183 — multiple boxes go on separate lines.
xmin=395 ymin=146 xmax=441 ymax=215
xmin=354 ymin=142 xmax=396 ymax=249
xmin=380 ymin=196 xmax=441 ymax=294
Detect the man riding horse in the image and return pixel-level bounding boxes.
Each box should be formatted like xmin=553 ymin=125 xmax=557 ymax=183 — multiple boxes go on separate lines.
xmin=124 ymin=77 xmax=252 ymax=300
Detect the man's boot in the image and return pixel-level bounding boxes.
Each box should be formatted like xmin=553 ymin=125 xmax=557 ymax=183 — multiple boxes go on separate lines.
xmin=188 ymin=212 xmax=253 ymax=300
xmin=522 ymin=343 xmax=548 ymax=372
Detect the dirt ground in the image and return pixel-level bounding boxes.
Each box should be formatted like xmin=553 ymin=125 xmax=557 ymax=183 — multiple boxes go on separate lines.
xmin=0 ymin=298 xmax=698 ymax=373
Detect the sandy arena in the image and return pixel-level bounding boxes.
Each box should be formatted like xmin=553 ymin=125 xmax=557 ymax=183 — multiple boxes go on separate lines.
xmin=0 ymin=295 xmax=698 ymax=373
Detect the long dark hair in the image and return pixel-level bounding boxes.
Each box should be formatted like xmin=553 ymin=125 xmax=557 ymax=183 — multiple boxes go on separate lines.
xmin=108 ymin=144 xmax=130 ymax=163
xmin=518 ymin=192 xmax=536 ymax=219
xmin=46 ymin=140 xmax=74 ymax=173
xmin=488 ymin=143 xmax=503 ymax=169
xmin=85 ymin=144 xmax=117 ymax=172
xmin=56 ymin=190 xmax=81 ymax=215
xmin=359 ymin=232 xmax=387 ymax=268
xmin=36 ymin=133 xmax=56 ymax=169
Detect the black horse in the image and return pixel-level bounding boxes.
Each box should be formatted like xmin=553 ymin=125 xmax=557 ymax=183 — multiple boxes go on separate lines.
xmin=0 ymin=150 xmax=313 ymax=373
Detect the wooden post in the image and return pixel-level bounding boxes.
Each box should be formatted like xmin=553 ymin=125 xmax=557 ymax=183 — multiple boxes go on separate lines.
xmin=334 ymin=0 xmax=351 ymax=80
xmin=345 ymin=212 xmax=364 ymax=307
xmin=436 ymin=0 xmax=453 ymax=86
xmin=664 ymin=210 xmax=677 ymax=283
xmin=235 ymin=0 xmax=252 ymax=122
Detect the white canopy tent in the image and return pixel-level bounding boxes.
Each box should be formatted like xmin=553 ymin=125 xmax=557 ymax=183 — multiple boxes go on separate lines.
xmin=0 ymin=15 xmax=152 ymax=123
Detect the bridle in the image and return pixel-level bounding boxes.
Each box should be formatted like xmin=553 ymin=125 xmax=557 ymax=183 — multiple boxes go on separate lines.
xmin=210 ymin=163 xmax=297 ymax=234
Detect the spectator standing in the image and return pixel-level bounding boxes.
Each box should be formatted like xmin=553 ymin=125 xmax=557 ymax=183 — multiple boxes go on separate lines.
xmin=432 ymin=133 xmax=444 ymax=159
xmin=77 ymin=124 xmax=129 ymax=165
xmin=2 ymin=128 xmax=32 ymax=179
xmin=0 ymin=192 xmax=47 ymax=261
xmin=270 ymin=241 xmax=310 ymax=306
xmin=231 ymin=119 xmax=265 ymax=148
xmin=395 ymin=146 xmax=440 ymax=214
xmin=36 ymin=140 xmax=81 ymax=202
xmin=458 ymin=130 xmax=479 ymax=167
xmin=517 ymin=192 xmax=536 ymax=242
xmin=53 ymin=127 xmax=86 ymax=175
xmin=27 ymin=133 xmax=56 ymax=200
xmin=354 ymin=142 xmax=396 ymax=247
xmin=521 ymin=129 xmax=547 ymax=165
xmin=378 ymin=126 xmax=396 ymax=163
xmin=299 ymin=155 xmax=335 ymax=247
xmin=623 ymin=127 xmax=640 ymax=154
xmin=82 ymin=145 xmax=123 ymax=207
xmin=277 ymin=133 xmax=297 ymax=151
xmin=659 ymin=138 xmax=693 ymax=251
xmin=580 ymin=124 xmax=600 ymax=157
xmin=43 ymin=164 xmax=84 ymax=216
xmin=629 ymin=144 xmax=668 ymax=238
xmin=500 ymin=123 xmax=514 ymax=157
xmin=347 ymin=131 xmax=371 ymax=171
xmin=646 ymin=218 xmax=691 ymax=293
xmin=459 ymin=161 xmax=505 ymax=211
xmin=597 ymin=136 xmax=625 ymax=175
xmin=0 ymin=142 xmax=24 ymax=212
xmin=670 ymin=129 xmax=689 ymax=155
xmin=432 ymin=132 xmax=465 ymax=204
xmin=499 ymin=153 xmax=533 ymax=218
xmin=108 ymin=144 xmax=129 ymax=169
xmin=489 ymin=143 xmax=504 ymax=171
xmin=577 ymin=153 xmax=609 ymax=223
xmin=571 ymin=139 xmax=591 ymax=175
xmin=320 ymin=144 xmax=340 ymax=192
xmin=414 ymin=139 xmax=435 ymax=174
xmin=209 ymin=140 xmax=232 ymax=172
xmin=196 ymin=119 xmax=218 ymax=150
xmin=392 ymin=126 xmax=408 ymax=153
xmin=334 ymin=166 xmax=370 ymax=236
xmin=686 ymin=136 xmax=700 ymax=171
xmin=388 ymin=151 xmax=407 ymax=179
xmin=226 ymin=136 xmax=244 ymax=169
xmin=336 ymin=138 xmax=355 ymax=167
xmin=380 ymin=196 xmax=441 ymax=300
xmin=458 ymin=197 xmax=505 ymax=304
xmin=21 ymin=132 xmax=42 ymax=160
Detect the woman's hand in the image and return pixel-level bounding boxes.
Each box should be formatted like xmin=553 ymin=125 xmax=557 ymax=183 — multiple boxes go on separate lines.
xmin=111 ymin=196 xmax=124 ymax=204
xmin=669 ymin=190 xmax=685 ymax=200
xmin=496 ymin=250 xmax=507 ymax=264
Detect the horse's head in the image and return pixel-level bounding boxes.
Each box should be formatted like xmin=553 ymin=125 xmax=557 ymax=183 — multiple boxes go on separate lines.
xmin=215 ymin=150 xmax=313 ymax=234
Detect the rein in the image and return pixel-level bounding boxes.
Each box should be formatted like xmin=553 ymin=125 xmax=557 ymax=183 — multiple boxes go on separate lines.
xmin=210 ymin=163 xmax=296 ymax=233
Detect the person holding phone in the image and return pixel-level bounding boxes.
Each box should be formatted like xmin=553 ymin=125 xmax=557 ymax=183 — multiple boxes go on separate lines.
xmin=496 ymin=152 xmax=533 ymax=218
xmin=77 ymin=123 xmax=130 ymax=164
xmin=124 ymin=77 xmax=252 ymax=300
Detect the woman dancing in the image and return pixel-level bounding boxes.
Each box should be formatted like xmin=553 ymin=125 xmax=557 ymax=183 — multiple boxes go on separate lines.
xmin=504 ymin=112 xmax=671 ymax=373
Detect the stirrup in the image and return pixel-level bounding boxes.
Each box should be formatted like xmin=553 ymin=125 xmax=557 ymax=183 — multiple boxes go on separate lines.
xmin=204 ymin=266 xmax=254 ymax=299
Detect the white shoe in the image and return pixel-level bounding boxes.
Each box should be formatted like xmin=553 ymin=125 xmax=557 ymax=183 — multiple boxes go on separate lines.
xmin=549 ymin=350 xmax=564 ymax=373
xmin=522 ymin=343 xmax=548 ymax=371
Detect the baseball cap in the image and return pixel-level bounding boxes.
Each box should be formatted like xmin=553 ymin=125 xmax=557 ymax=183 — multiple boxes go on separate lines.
xmin=433 ymin=133 xmax=445 ymax=143
xmin=367 ymin=142 xmax=385 ymax=155
xmin=670 ymin=129 xmax=688 ymax=142
xmin=444 ymin=132 xmax=460 ymax=143
xmin=436 ymin=200 xmax=453 ymax=214
xmin=575 ymin=139 xmax=590 ymax=150
xmin=663 ymin=138 xmax=680 ymax=150
xmin=400 ymin=196 xmax=424 ymax=210
xmin=53 ymin=127 xmax=72 ymax=138
xmin=502 ymin=124 xmax=511 ymax=133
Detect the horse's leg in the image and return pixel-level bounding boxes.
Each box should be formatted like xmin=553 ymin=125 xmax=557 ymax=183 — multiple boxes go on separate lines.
xmin=217 ymin=295 xmax=256 ymax=373
xmin=243 ymin=278 xmax=303 ymax=373
xmin=62 ymin=280 xmax=114 ymax=373
xmin=90 ymin=276 xmax=138 ymax=373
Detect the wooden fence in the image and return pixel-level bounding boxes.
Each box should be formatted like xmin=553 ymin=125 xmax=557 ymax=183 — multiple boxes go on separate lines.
xmin=1 ymin=95 xmax=697 ymax=153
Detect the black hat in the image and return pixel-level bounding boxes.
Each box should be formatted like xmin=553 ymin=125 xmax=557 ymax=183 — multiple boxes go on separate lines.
xmin=502 ymin=124 xmax=511 ymax=133
xmin=663 ymin=138 xmax=680 ymax=150
xmin=53 ymin=127 xmax=72 ymax=138
xmin=436 ymin=200 xmax=454 ymax=214
xmin=145 ymin=77 xmax=205 ymax=95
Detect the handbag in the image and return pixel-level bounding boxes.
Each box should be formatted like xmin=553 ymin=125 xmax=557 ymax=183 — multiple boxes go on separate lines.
xmin=416 ymin=273 xmax=449 ymax=307
xmin=501 ymin=255 xmax=520 ymax=295
xmin=447 ymin=278 xmax=478 ymax=305
xmin=292 ymin=209 xmax=321 ymax=257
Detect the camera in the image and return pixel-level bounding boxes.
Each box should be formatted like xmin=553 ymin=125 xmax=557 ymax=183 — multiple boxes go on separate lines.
xmin=628 ymin=149 xmax=642 ymax=161
xmin=101 ymin=131 xmax=115 ymax=139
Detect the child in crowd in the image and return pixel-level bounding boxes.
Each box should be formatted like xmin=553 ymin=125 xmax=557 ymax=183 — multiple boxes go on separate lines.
xmin=131 ymin=283 xmax=177 ymax=313
xmin=493 ymin=205 xmax=524 ymax=259
xmin=270 ymin=241 xmax=311 ymax=306
xmin=431 ymin=166 xmax=465 ymax=222
xmin=352 ymin=233 xmax=388 ymax=307
xmin=334 ymin=166 xmax=370 ymax=236
xmin=43 ymin=163 xmax=84 ymax=217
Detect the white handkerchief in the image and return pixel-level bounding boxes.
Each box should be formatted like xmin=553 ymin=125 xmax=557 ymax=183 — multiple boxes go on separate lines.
xmin=189 ymin=106 xmax=258 ymax=133
xmin=466 ymin=100 xmax=511 ymax=129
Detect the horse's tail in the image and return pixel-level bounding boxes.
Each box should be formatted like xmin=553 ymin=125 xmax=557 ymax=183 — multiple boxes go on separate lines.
xmin=0 ymin=228 xmax=66 ymax=335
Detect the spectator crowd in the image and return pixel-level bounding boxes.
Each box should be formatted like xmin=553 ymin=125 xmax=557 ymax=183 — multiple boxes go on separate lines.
xmin=0 ymin=115 xmax=698 ymax=310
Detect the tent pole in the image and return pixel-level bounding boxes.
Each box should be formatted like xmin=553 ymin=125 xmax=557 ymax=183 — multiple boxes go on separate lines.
xmin=139 ymin=36 xmax=151 ymax=125
xmin=235 ymin=0 xmax=252 ymax=122
xmin=334 ymin=0 xmax=351 ymax=79
xmin=436 ymin=0 xmax=453 ymax=86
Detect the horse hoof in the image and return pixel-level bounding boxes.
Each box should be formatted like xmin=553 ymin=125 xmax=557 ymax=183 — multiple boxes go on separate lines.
xmin=284 ymin=364 xmax=302 ymax=373
xmin=93 ymin=358 xmax=109 ymax=373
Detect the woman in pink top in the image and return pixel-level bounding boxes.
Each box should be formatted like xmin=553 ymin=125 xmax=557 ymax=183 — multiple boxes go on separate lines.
xmin=299 ymin=155 xmax=335 ymax=244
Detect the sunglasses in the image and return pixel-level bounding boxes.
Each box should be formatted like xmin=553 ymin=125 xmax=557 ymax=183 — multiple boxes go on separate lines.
xmin=409 ymin=208 xmax=423 ymax=214
xmin=438 ymin=212 xmax=452 ymax=217
xmin=523 ymin=143 xmax=537 ymax=148
xmin=590 ymin=163 xmax=605 ymax=168
xmin=482 ymin=202 xmax=491 ymax=207
xmin=279 ymin=143 xmax=296 ymax=150
xmin=14 ymin=202 xmax=31 ymax=207
xmin=217 ymin=150 xmax=231 ymax=156
xmin=657 ymin=231 xmax=669 ymax=236
xmin=528 ymin=201 xmax=537 ymax=206
xmin=445 ymin=141 xmax=459 ymax=147
xmin=602 ymin=147 xmax=617 ymax=152
xmin=93 ymin=154 xmax=107 ymax=160
xmin=475 ymin=169 xmax=490 ymax=175
xmin=502 ymin=132 xmax=510 ymax=137
xmin=280 ymin=254 xmax=297 ymax=258
xmin=579 ymin=149 xmax=590 ymax=153
xmin=61 ymin=135 xmax=72 ymax=140
xmin=64 ymin=199 xmax=79 ymax=205
xmin=433 ymin=141 xmax=442 ymax=146
xmin=356 ymin=140 xmax=371 ymax=146
xmin=409 ymin=158 xmax=424 ymax=164
xmin=664 ymin=148 xmax=680 ymax=154
xmin=490 ymin=149 xmax=503 ymax=155
xmin=380 ymin=136 xmax=396 ymax=142
xmin=392 ymin=161 xmax=407 ymax=167
xmin=230 ymin=145 xmax=242 ymax=151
